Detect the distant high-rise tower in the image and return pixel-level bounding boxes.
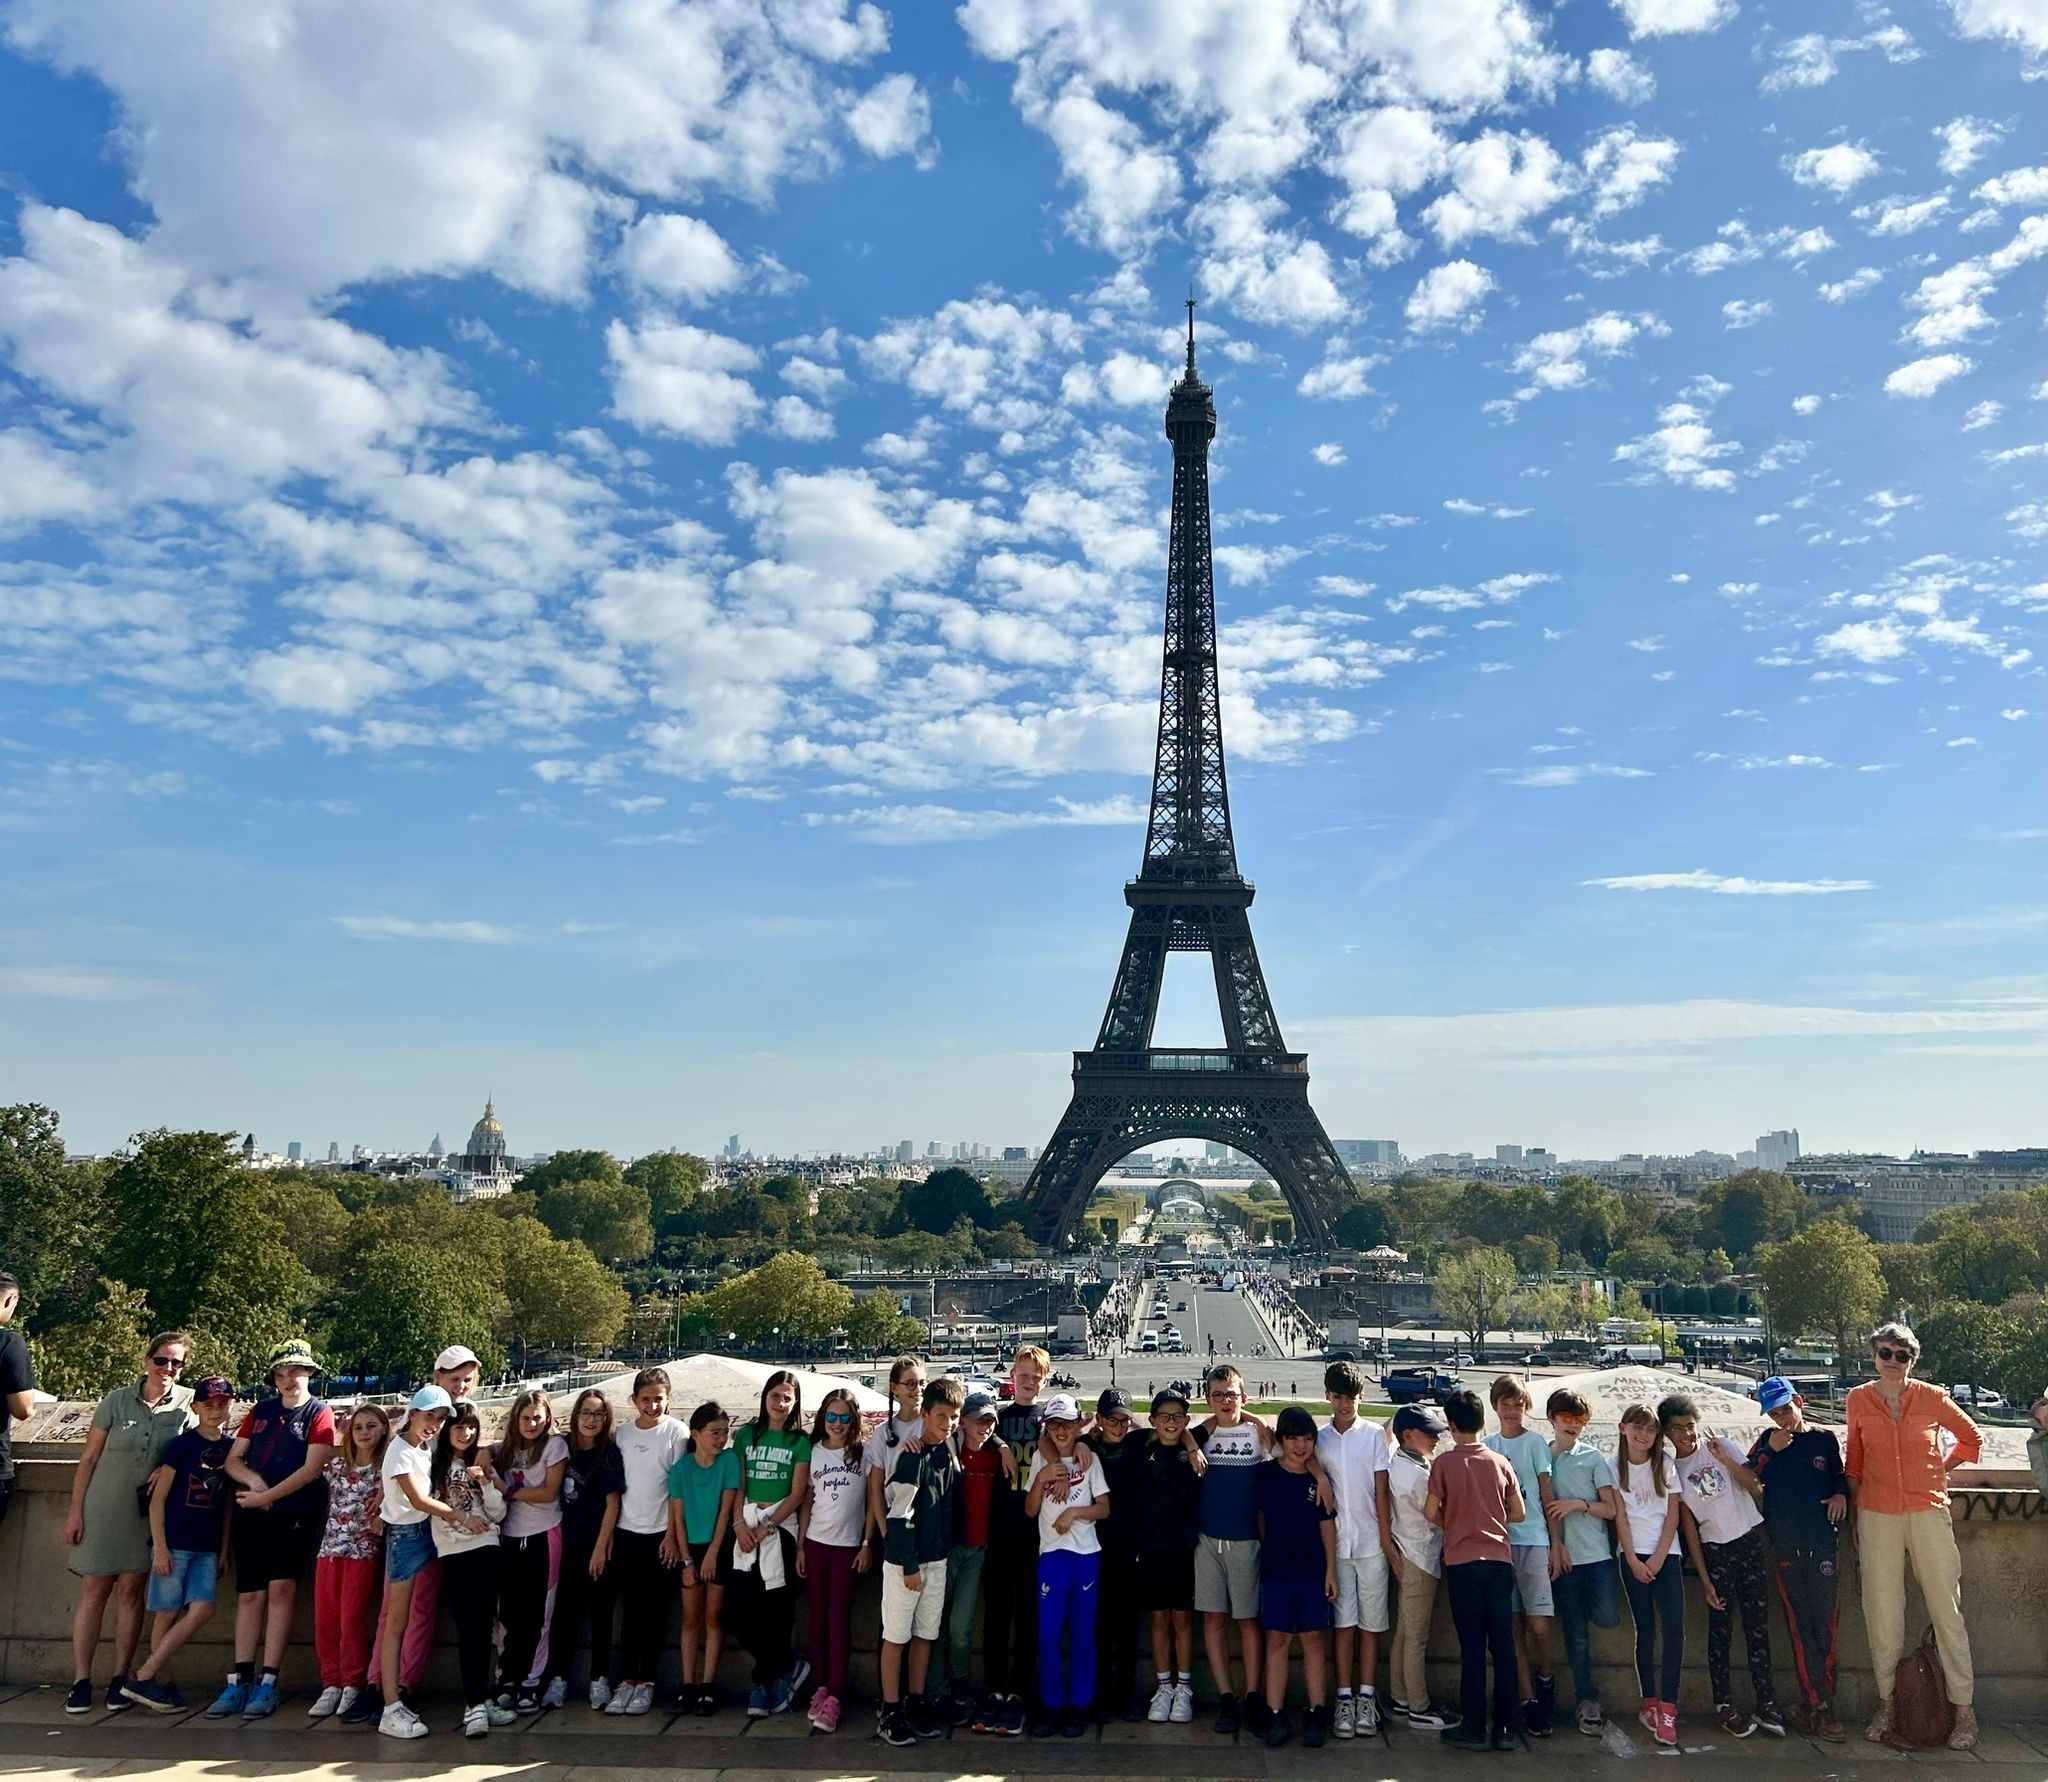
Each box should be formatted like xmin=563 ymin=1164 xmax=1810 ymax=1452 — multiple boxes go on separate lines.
xmin=1756 ymin=1129 xmax=1801 ymax=1172
xmin=725 ymin=1134 xmax=741 ymax=1161
xmin=895 ymin=1139 xmax=913 ymax=1164
xmin=287 ymin=1141 xmax=302 ymax=1162
xmin=326 ymin=1140 xmax=340 ymax=1162
xmin=242 ymin=1132 xmax=256 ymax=1160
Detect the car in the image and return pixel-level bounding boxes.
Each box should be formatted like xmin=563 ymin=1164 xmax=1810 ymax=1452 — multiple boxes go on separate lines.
xmin=997 ymin=1380 xmax=1016 ymax=1401
xmin=1175 ymin=1300 xmax=1188 ymax=1311
xmin=1150 ymin=1308 xmax=1169 ymax=1321
xmin=1951 ymin=1384 xmax=2008 ymax=1409
xmin=1139 ymin=1333 xmax=1160 ymax=1352
xmin=1525 ymin=1352 xmax=1553 ymax=1368
xmin=1445 ymin=1352 xmax=1475 ymax=1369
xmin=1164 ymin=1326 xmax=1181 ymax=1342
xmin=1381 ymin=1367 xmax=1460 ymax=1408
xmin=1165 ymin=1337 xmax=1185 ymax=1353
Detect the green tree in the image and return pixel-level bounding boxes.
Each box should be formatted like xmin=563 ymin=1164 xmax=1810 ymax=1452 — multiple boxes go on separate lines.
xmin=1916 ymin=1302 xmax=2011 ymax=1393
xmin=1698 ymin=1169 xmax=1804 ymax=1261
xmin=1515 ymin=1234 xmax=1561 ymax=1277
xmin=30 ymin=1279 xmax=151 ymax=1399
xmin=1548 ymin=1177 xmax=1625 ymax=1265
xmin=1930 ymin=1220 xmax=2041 ymax=1306
xmin=1434 ymin=1247 xmax=1518 ymax=1356
xmin=0 ymin=1103 xmax=107 ymax=1323
xmin=247 ymin=1169 xmax=353 ymax=1279
xmin=900 ymin=1167 xmax=991 ymax=1233
xmin=327 ymin=1243 xmax=506 ymax=1383
xmin=1333 ymin=1196 xmax=1397 ymax=1251
xmin=516 ymin=1149 xmax=624 ymax=1197
xmin=704 ymin=1252 xmax=854 ymax=1344
xmin=845 ymin=1293 xmax=900 ymax=1354
xmin=1515 ymin=1282 xmax=1577 ymax=1337
xmin=1762 ymin=1219 xmax=1884 ymax=1370
xmin=537 ymin=1177 xmax=654 ymax=1264
xmin=1608 ymin=1236 xmax=1685 ymax=1285
xmin=1246 ymin=1179 xmax=1279 ymax=1203
xmin=1879 ymin=1243 xmax=1940 ymax=1318
xmin=500 ymin=1219 xmax=631 ymax=1356
xmin=980 ymin=1224 xmax=1037 ymax=1260
xmin=889 ymin=1314 xmax=929 ymax=1352
xmin=626 ymin=1150 xmax=710 ymax=1224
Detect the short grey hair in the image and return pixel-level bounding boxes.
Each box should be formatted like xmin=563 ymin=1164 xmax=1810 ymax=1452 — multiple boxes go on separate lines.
xmin=1870 ymin=1320 xmax=1919 ymax=1359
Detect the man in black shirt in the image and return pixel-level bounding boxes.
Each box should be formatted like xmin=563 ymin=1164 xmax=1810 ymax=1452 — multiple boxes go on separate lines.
xmin=1746 ymin=1378 xmax=1847 ymax=1741
xmin=0 ymin=1273 xmax=37 ymax=1531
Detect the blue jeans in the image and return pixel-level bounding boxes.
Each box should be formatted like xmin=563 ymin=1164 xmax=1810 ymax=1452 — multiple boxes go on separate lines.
xmin=147 ymin=1548 xmax=218 ymax=1613
xmin=1037 ymin=1549 xmax=1100 ymax=1711
xmin=1622 ymin=1553 xmax=1684 ymax=1703
xmin=1552 ymin=1558 xmax=1619 ymax=1707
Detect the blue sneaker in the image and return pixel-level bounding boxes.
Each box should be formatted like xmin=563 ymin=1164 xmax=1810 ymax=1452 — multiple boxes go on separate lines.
xmin=769 ymin=1658 xmax=810 ymax=1715
xmin=746 ymin=1685 xmax=770 ymax=1718
xmin=242 ymin=1678 xmax=281 ymax=1719
xmin=120 ymin=1677 xmax=183 ymax=1714
xmin=205 ymin=1680 xmax=248 ymax=1719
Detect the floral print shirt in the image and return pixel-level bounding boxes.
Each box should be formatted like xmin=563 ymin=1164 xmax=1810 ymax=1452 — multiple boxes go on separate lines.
xmin=317 ymin=1457 xmax=385 ymax=1560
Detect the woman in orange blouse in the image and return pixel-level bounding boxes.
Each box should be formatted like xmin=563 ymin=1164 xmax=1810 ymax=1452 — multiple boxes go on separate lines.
xmin=1843 ymin=1321 xmax=1979 ymax=1751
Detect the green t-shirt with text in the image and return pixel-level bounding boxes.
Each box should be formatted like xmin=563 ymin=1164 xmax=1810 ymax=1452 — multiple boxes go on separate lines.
xmin=735 ymin=1426 xmax=812 ymax=1506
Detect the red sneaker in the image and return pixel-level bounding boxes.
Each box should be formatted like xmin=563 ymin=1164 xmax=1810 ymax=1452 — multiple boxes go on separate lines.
xmin=1655 ymin=1701 xmax=1679 ymax=1750
xmin=1638 ymin=1699 xmax=1658 ymax=1734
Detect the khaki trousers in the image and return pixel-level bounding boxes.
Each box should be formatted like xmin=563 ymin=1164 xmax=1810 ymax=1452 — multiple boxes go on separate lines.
xmin=1858 ymin=1508 xmax=1973 ymax=1705
xmin=1391 ymin=1560 xmax=1440 ymax=1710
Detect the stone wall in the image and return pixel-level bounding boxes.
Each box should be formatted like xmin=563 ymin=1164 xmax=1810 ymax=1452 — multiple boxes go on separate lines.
xmin=3 ymin=1456 xmax=2043 ymax=1713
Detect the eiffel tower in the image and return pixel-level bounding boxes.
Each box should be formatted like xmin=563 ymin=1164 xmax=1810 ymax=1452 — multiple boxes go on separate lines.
xmin=1025 ymin=302 xmax=1358 ymax=1251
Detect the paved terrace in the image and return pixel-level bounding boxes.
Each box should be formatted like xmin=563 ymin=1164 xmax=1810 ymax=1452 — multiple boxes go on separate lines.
xmin=4 ymin=1683 xmax=2048 ymax=1779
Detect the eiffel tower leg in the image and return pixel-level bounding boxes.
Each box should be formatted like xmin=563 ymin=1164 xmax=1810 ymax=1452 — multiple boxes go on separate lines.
xmin=1025 ymin=1091 xmax=1134 ymax=1245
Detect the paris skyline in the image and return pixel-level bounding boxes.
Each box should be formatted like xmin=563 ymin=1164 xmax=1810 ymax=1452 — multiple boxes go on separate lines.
xmin=1 ymin=2 xmax=2041 ymax=1163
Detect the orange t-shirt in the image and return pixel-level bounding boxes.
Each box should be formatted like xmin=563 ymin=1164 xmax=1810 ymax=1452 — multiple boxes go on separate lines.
xmin=1843 ymin=1381 xmax=1981 ymax=1516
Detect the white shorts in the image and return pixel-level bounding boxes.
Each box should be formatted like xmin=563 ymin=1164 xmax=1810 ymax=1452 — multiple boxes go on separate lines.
xmin=882 ymin=1558 xmax=948 ymax=1643
xmin=1334 ymin=1552 xmax=1390 ymax=1632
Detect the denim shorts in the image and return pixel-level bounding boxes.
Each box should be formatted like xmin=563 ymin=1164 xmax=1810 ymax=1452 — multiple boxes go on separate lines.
xmin=385 ymin=1519 xmax=435 ymax=1584
xmin=147 ymin=1548 xmax=218 ymax=1613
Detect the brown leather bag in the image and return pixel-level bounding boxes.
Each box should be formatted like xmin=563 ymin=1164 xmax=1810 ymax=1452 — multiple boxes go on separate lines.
xmin=1887 ymin=1625 xmax=1955 ymax=1749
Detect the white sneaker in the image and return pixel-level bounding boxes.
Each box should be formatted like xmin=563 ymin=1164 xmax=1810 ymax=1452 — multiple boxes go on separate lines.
xmin=1357 ymin=1694 xmax=1381 ymax=1736
xmin=1170 ymin=1682 xmax=1195 ymax=1724
xmin=627 ymin=1682 xmax=655 ymax=1716
xmin=308 ymin=1686 xmax=344 ymax=1719
xmin=603 ymin=1681 xmax=631 ymax=1715
xmin=463 ymin=1704 xmax=489 ymax=1739
xmin=542 ymin=1677 xmax=567 ymax=1711
xmin=487 ymin=1701 xmax=518 ymax=1727
xmin=1333 ymin=1695 xmax=1356 ymax=1739
xmin=1147 ymin=1680 xmax=1175 ymax=1723
xmin=336 ymin=1687 xmax=361 ymax=1718
xmin=589 ymin=1679 xmax=613 ymax=1711
xmin=379 ymin=1703 xmax=428 ymax=1741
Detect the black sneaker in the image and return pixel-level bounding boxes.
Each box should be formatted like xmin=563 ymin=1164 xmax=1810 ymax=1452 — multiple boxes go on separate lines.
xmin=1123 ymin=1689 xmax=1150 ymax=1723
xmin=1302 ymin=1703 xmax=1330 ymax=1749
xmin=1244 ymin=1694 xmax=1273 ymax=1736
xmin=1215 ymin=1692 xmax=1240 ymax=1735
xmin=905 ymin=1697 xmax=944 ymax=1741
xmin=940 ymin=1684 xmax=977 ymax=1726
xmin=876 ymin=1708 xmax=917 ymax=1748
xmin=340 ymin=1686 xmax=382 ymax=1725
xmin=695 ymin=1686 xmax=718 ymax=1718
xmin=65 ymin=1680 xmax=94 ymax=1715
xmin=1441 ymin=1723 xmax=1492 ymax=1750
xmin=1027 ymin=1702 xmax=1057 ymax=1738
xmin=1529 ymin=1672 xmax=1556 ymax=1737
xmin=1264 ymin=1706 xmax=1293 ymax=1748
xmin=106 ymin=1679 xmax=134 ymax=1713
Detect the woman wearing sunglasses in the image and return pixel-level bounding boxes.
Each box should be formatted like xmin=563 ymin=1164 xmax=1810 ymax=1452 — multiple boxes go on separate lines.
xmin=799 ymin=1390 xmax=869 ymax=1732
xmin=1844 ymin=1320 xmax=1980 ymax=1751
xmin=62 ymin=1330 xmax=196 ymax=1713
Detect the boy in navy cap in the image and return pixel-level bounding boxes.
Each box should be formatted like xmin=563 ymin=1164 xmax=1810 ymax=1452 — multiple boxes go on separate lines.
xmin=1745 ymin=1378 xmax=1846 ymax=1741
xmin=1385 ymin=1405 xmax=1454 ymax=1731
xmin=123 ymin=1378 xmax=237 ymax=1711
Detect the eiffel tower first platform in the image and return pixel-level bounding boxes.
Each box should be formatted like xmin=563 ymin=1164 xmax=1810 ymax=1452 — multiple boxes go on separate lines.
xmin=1025 ymin=303 xmax=1358 ymax=1252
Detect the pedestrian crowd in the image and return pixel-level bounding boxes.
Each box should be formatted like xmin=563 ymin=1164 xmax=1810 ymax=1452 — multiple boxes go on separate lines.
xmin=0 ymin=1267 xmax=2024 ymax=1756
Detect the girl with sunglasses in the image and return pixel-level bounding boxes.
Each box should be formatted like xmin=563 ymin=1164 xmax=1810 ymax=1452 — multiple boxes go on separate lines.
xmin=799 ymin=1389 xmax=868 ymax=1732
xmin=63 ymin=1331 xmax=195 ymax=1714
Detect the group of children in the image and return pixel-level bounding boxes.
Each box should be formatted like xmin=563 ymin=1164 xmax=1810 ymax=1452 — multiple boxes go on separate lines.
xmin=81 ymin=1334 xmax=1854 ymax=1754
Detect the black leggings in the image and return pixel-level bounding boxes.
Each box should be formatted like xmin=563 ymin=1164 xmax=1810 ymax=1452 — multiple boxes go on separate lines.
xmin=727 ymin=1527 xmax=797 ymax=1686
xmin=441 ymin=1546 xmax=503 ymax=1708
xmin=612 ymin=1529 xmax=670 ymax=1681
xmin=982 ymin=1534 xmax=1040 ymax=1697
xmin=1096 ymin=1547 xmax=1145 ymax=1708
xmin=1702 ymin=1526 xmax=1774 ymax=1706
xmin=1623 ymin=1553 xmax=1684 ymax=1703
xmin=554 ymin=1533 xmax=619 ymax=1685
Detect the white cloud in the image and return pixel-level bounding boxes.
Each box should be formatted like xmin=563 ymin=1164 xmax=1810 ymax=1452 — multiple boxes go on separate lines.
xmin=1612 ymin=0 xmax=1738 ymax=36
xmin=1884 ymin=354 xmax=1973 ymax=398
xmin=1312 ymin=442 xmax=1348 ymax=466
xmin=0 ymin=966 xmax=181 ymax=1001
xmin=1858 ymin=193 xmax=1951 ymax=236
xmin=1503 ymin=309 xmax=1665 ymax=404
xmin=1297 ymin=341 xmax=1383 ymax=399
xmin=1585 ymin=869 xmax=1875 ymax=894
xmin=1614 ymin=399 xmax=1741 ymax=490
xmin=1936 ymin=117 xmax=2005 ymax=176
xmin=1025 ymin=83 xmax=1183 ymax=256
xmin=806 ymin=793 xmax=1145 ymax=844
xmin=1962 ymin=399 xmax=2004 ymax=430
xmin=1818 ymin=266 xmax=1882 ymax=302
xmin=1444 ymin=498 xmax=1530 ymax=519
xmin=1792 ymin=394 xmax=1821 ymax=415
xmin=1316 ymin=574 xmax=1374 ymax=596
xmin=604 ymin=319 xmax=762 ymax=443
xmin=1787 ymin=142 xmax=1882 ymax=196
xmin=1722 ymin=298 xmax=1772 ymax=329
xmin=616 ymin=214 xmax=744 ymax=305
xmin=1424 ymin=130 xmax=1573 ymax=246
xmin=334 ymin=914 xmax=523 ymax=944
xmin=1196 ymin=191 xmax=1346 ymax=329
xmin=1626 ymin=636 xmax=1668 ymax=652
xmin=1942 ymin=0 xmax=2048 ymax=63
xmin=1406 ymin=260 xmax=1496 ymax=332
xmin=844 ymin=73 xmax=935 ymax=165
xmin=1973 ymin=166 xmax=2048 ymax=209
xmin=1497 ymin=761 xmax=1655 ymax=786
xmin=1587 ymin=47 xmax=1656 ymax=103
xmin=1325 ymin=104 xmax=1449 ymax=263
xmin=1760 ymin=34 xmax=1837 ymax=92
xmin=768 ymin=395 xmax=835 ymax=441
xmin=1581 ymin=125 xmax=1680 ymax=217
xmin=1814 ymin=618 xmax=1909 ymax=662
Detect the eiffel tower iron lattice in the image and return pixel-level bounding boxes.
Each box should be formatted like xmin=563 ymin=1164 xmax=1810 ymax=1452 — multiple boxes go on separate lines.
xmin=1025 ymin=303 xmax=1358 ymax=1251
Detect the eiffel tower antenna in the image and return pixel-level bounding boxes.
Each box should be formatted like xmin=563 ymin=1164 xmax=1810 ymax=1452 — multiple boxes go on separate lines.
xmin=1025 ymin=307 xmax=1358 ymax=1251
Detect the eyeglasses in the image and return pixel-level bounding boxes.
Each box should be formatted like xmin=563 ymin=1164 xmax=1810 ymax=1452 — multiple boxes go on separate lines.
xmin=823 ymin=1411 xmax=853 ymax=1424
xmin=1875 ymin=1345 xmax=1914 ymax=1362
xmin=149 ymin=1355 xmax=186 ymax=1370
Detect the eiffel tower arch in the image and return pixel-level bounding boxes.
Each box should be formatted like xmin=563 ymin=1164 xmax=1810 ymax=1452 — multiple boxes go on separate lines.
xmin=1026 ymin=304 xmax=1358 ymax=1252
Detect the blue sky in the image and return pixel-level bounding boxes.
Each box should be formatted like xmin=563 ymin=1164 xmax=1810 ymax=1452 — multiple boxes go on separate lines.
xmin=0 ymin=0 xmax=2041 ymax=1164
